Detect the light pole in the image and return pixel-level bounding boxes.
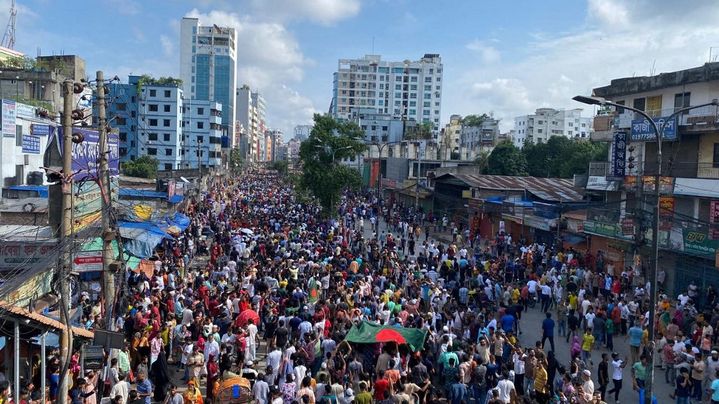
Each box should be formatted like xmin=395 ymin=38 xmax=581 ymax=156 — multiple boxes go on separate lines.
xmin=573 ymin=94 xmax=719 ymax=404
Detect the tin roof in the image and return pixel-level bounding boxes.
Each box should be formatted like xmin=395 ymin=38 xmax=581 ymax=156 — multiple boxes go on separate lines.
xmin=436 ymin=173 xmax=584 ymax=202
xmin=0 ymin=301 xmax=94 ymax=339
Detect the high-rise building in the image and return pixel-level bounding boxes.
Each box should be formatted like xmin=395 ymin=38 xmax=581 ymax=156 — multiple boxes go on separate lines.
xmin=513 ymin=108 xmax=592 ymax=147
xmin=135 ymin=77 xmax=185 ymax=171
xmin=236 ymin=85 xmax=266 ymax=161
xmin=294 ymin=125 xmax=312 ymax=141
xmin=180 ymin=17 xmax=237 ymax=147
xmin=331 ymin=54 xmax=443 ymax=133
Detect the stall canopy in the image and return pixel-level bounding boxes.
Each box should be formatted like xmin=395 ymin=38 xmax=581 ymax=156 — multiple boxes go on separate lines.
xmin=118 ymin=221 xmax=173 ymax=258
xmin=344 ymin=320 xmax=427 ymax=352
xmin=80 ymin=237 xmax=141 ymax=270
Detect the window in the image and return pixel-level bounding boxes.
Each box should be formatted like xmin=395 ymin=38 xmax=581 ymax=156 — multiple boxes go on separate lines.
xmin=615 ymin=100 xmax=626 ymax=114
xmin=148 ymin=148 xmax=157 ymax=155
xmin=713 ymin=143 xmax=719 ymax=167
xmin=164 ymin=163 xmax=172 ymax=170
xmin=425 ymin=77 xmax=432 ymax=83
xmin=119 ymin=132 xmax=127 ymax=141
xmin=423 ymin=101 xmax=430 ymax=107
xmin=148 ymin=133 xmax=158 ymax=141
xmin=568 ymin=122 xmax=573 ymax=127
xmin=164 ymin=90 xmax=171 ymax=98
xmin=197 ymin=122 xmax=204 ymax=129
xmin=674 ymin=92 xmax=691 ymax=110
xmin=538 ymin=120 xmax=543 ymax=124
xmin=164 ymin=133 xmax=171 ymax=141
xmin=632 ymin=97 xmax=646 ymax=112
xmin=149 ymin=89 xmax=156 ymax=97
xmin=165 ymin=148 xmax=173 ymax=156
xmin=197 ymin=136 xmax=204 ymax=143
xmin=149 ymin=119 xmax=158 ymax=126
xmin=197 ymin=107 xmax=204 ymax=115
xmin=382 ymin=126 xmax=388 ymax=131
xmin=163 ymin=119 xmax=170 ymax=127
xmin=148 ymin=104 xmax=158 ymax=112
xmin=164 ymin=105 xmax=171 ymax=112
xmin=395 ymin=84 xmax=401 ymax=90
xmin=410 ymin=76 xmax=418 ymax=82
xmin=408 ymin=109 xmax=416 ymax=115
xmin=538 ymin=129 xmax=543 ymax=133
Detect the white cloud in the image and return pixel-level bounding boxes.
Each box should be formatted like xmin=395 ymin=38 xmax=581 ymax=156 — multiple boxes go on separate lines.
xmin=105 ymin=0 xmax=141 ymax=16
xmin=185 ymin=9 xmax=318 ymax=135
xmin=248 ymin=0 xmax=361 ymax=25
xmin=160 ymin=35 xmax=173 ymax=57
xmin=449 ymin=0 xmax=719 ymax=132
xmin=466 ymin=40 xmax=501 ymax=64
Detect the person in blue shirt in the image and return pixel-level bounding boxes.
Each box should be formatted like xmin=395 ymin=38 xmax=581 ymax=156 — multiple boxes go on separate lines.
xmin=628 ymin=322 xmax=644 ymax=364
xmin=135 ymin=372 xmax=154 ymax=404
xmin=501 ymin=312 xmax=515 ymax=334
xmin=541 ymin=312 xmax=556 ymax=352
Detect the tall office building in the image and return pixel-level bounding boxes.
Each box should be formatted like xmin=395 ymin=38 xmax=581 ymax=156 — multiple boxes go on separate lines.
xmin=331 ymin=54 xmax=443 ymax=133
xmin=236 ymin=85 xmax=267 ymax=161
xmin=180 ymin=17 xmax=238 ymax=147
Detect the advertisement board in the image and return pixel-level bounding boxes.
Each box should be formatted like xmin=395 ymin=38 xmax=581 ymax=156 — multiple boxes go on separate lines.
xmin=610 ymin=132 xmax=627 ymax=178
xmin=31 ymin=124 xmax=50 ymax=137
xmin=1 ymin=99 xmax=15 ymax=137
xmin=73 ymin=250 xmax=103 ymax=272
xmin=630 ymin=117 xmax=677 ymax=141
xmin=711 ymin=201 xmax=719 ymax=239
xmin=21 ymin=135 xmax=40 ymax=154
xmin=54 ymin=127 xmax=120 ymax=181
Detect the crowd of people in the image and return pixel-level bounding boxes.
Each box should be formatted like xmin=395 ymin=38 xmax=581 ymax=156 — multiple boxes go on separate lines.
xmin=12 ymin=167 xmax=719 ymax=404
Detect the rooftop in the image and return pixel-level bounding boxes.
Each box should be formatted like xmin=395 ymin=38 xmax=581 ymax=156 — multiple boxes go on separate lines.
xmin=593 ymin=62 xmax=719 ymax=98
xmin=435 ymin=172 xmax=584 ymax=202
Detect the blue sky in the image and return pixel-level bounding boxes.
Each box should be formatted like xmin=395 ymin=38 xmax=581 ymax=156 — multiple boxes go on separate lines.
xmin=6 ymin=0 xmax=719 ymax=137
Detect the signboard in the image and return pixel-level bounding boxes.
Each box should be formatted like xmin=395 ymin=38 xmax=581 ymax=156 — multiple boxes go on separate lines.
xmin=31 ymin=124 xmax=50 ymax=137
xmin=73 ymin=178 xmax=118 ymax=233
xmin=73 ymin=250 xmax=103 ymax=272
xmin=15 ymin=102 xmax=35 ymax=119
xmin=587 ymin=176 xmax=620 ymax=191
xmin=624 ymin=176 xmax=673 ymax=193
xmin=683 ymin=229 xmax=719 ymax=258
xmin=711 ymin=201 xmax=719 ymax=239
xmin=610 ymin=132 xmax=627 ymax=178
xmin=621 ymin=217 xmax=635 ymax=236
xmin=631 ymin=117 xmax=677 ymax=141
xmin=524 ymin=216 xmax=553 ymax=231
xmin=82 ymin=345 xmax=105 ymax=371
xmin=0 ymin=241 xmax=58 ymax=271
xmin=1 ymin=99 xmax=15 ymax=137
xmin=54 ymin=128 xmax=120 ymax=181
xmin=659 ymin=197 xmax=675 ymax=218
xmin=583 ymin=220 xmax=633 ymax=240
xmin=156 ymin=168 xmax=201 ymax=180
xmin=21 ymin=135 xmax=40 ymax=154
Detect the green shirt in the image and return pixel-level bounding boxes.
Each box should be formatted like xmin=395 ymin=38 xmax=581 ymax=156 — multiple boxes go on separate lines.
xmin=632 ymin=362 xmax=647 ymax=381
xmin=354 ymin=391 xmax=373 ymax=404
xmin=118 ymin=350 xmax=130 ymax=373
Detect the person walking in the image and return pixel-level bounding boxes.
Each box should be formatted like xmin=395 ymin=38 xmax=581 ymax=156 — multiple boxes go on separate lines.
xmin=541 ymin=312 xmax=556 ymax=353
xmin=598 ymin=353 xmax=609 ymax=401
xmin=608 ymin=352 xmax=627 ymax=402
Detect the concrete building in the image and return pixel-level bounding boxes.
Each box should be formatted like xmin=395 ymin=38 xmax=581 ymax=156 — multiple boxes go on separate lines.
xmin=440 ymin=115 xmax=462 ymax=160
xmin=0 ymin=100 xmax=55 ymax=188
xmin=287 ymin=137 xmax=301 ymax=160
xmin=582 ymin=61 xmax=719 ymax=295
xmin=135 ymin=78 xmax=184 ymax=171
xmin=182 ymin=100 xmax=223 ymax=169
xmin=349 ymin=107 xmax=406 ymax=143
xmin=460 ymin=118 xmax=500 ymax=160
xmin=180 ymin=17 xmax=237 ymax=147
xmin=236 ymin=85 xmax=266 ymax=161
xmin=332 ymin=54 xmax=443 ymax=132
xmin=513 ymin=108 xmax=592 ymax=147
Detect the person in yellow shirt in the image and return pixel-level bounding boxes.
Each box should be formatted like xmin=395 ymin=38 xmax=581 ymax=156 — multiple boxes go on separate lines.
xmin=581 ymin=328 xmax=595 ymax=365
xmin=534 ymin=358 xmax=549 ymax=403
xmin=568 ymin=293 xmax=578 ymax=311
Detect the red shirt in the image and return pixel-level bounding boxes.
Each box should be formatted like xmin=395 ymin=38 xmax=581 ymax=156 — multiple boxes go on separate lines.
xmin=373 ymin=378 xmax=390 ymax=400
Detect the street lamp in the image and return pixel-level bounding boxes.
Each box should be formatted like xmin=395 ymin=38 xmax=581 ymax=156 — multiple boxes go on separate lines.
xmin=573 ymin=94 xmax=719 ymax=404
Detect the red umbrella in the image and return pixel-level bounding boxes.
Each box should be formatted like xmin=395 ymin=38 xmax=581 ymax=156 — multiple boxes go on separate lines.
xmin=235 ymin=309 xmax=260 ymax=327
xmin=375 ymin=328 xmax=407 ymax=345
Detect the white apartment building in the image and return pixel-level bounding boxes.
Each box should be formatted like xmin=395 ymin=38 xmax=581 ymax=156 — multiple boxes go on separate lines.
xmin=182 ymin=100 xmax=223 ymax=169
xmin=236 ymin=85 xmax=267 ymax=162
xmin=294 ymin=125 xmax=312 ymax=141
xmin=513 ymin=108 xmax=592 ymax=147
xmin=460 ymin=118 xmax=500 ymax=160
xmin=180 ymin=17 xmax=237 ymax=147
xmin=137 ymin=84 xmax=184 ymax=170
xmin=332 ymin=54 xmax=443 ymax=133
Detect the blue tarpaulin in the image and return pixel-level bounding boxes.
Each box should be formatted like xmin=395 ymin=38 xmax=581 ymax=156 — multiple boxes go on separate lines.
xmin=119 ymin=189 xmax=167 ymax=199
xmin=119 ymin=221 xmax=173 ymax=258
xmin=168 ymin=195 xmax=184 ymax=204
xmin=6 ymin=185 xmax=49 ymax=198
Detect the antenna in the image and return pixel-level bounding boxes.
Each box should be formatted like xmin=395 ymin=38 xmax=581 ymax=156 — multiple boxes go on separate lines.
xmin=650 ymin=59 xmax=656 ymax=76
xmin=372 ymin=36 xmax=375 ymax=54
xmin=1 ymin=0 xmax=16 ymax=49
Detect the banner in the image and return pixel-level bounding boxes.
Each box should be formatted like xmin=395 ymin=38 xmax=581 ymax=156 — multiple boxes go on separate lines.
xmin=610 ymin=132 xmax=627 ymax=178
xmin=631 ymin=117 xmax=677 ymax=141
xmin=659 ymin=197 xmax=675 ymax=218
xmin=53 ymin=127 xmax=120 ymax=181
xmin=2 ymin=99 xmax=15 ymax=137
xmin=31 ymin=124 xmax=50 ymax=137
xmin=21 ymin=134 xmax=40 ymax=154
xmin=683 ymin=229 xmax=719 ymax=258
xmin=710 ymin=201 xmax=719 ymax=240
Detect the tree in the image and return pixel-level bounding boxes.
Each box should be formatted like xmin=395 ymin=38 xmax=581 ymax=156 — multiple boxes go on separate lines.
xmin=405 ymin=121 xmax=434 ymax=140
xmin=462 ymin=114 xmax=490 ymax=127
xmin=299 ymin=114 xmax=366 ymax=214
xmin=229 ymin=148 xmax=244 ymax=172
xmin=121 ymin=156 xmax=158 ymax=178
xmin=486 ymin=141 xmax=527 ymax=176
xmin=474 ymin=150 xmax=491 ymax=174
xmin=270 ymin=160 xmax=288 ymax=175
xmin=522 ymin=135 xmax=608 ymax=178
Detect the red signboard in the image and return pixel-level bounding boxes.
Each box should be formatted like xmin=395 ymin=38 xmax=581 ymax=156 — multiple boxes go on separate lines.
xmin=710 ymin=201 xmax=719 ymax=239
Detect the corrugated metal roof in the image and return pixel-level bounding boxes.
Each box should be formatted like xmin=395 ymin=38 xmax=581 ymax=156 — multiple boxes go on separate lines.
xmin=437 ymin=173 xmax=584 ymax=202
xmin=0 ymin=301 xmax=94 ymax=338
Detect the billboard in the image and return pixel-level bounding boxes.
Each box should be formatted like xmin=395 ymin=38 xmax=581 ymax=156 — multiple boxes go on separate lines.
xmin=52 ymin=127 xmax=120 ymax=181
xmin=2 ymin=99 xmax=15 ymax=138
xmin=610 ymin=132 xmax=627 ymax=178
xmin=630 ymin=117 xmax=677 ymax=141
xmin=21 ymin=135 xmax=40 ymax=154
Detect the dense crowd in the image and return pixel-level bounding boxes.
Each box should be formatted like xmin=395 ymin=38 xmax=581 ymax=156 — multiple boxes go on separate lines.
xmin=14 ymin=168 xmax=719 ymax=404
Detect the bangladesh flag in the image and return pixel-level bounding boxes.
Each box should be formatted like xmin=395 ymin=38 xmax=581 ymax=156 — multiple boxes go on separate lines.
xmin=344 ymin=320 xmax=427 ymax=352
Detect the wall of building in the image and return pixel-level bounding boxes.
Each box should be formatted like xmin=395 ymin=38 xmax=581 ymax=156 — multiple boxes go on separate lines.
xmin=136 ymin=84 xmax=184 ymax=170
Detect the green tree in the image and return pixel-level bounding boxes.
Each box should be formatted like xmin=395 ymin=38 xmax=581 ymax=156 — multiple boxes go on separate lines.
xmin=270 ymin=160 xmax=288 ymax=175
xmin=523 ymin=141 xmax=551 ymax=177
xmin=405 ymin=121 xmax=434 ymax=140
xmin=474 ymin=150 xmax=491 ymax=174
xmin=487 ymin=141 xmax=527 ymax=176
xmin=229 ymin=148 xmax=244 ymax=172
xmin=299 ymin=114 xmax=366 ymax=214
xmin=462 ymin=113 xmax=490 ymax=127
xmin=522 ymin=135 xmax=608 ymax=178
xmin=121 ymin=156 xmax=158 ymax=178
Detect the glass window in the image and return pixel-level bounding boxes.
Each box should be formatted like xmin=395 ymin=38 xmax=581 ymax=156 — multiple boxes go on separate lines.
xmin=198 ymin=107 xmax=204 ymax=115
xmin=674 ymin=92 xmax=691 ymax=110
xmin=163 ymin=133 xmax=170 ymax=141
xmin=149 ymin=104 xmax=158 ymax=112
xmin=197 ymin=122 xmax=204 ymax=129
xmin=148 ymin=133 xmax=158 ymax=141
xmin=165 ymin=148 xmax=173 ymax=156
xmin=149 ymin=119 xmax=158 ymax=126
xmin=164 ymin=105 xmax=170 ymax=112
xmin=164 ymin=90 xmax=171 ymax=98
xmin=163 ymin=119 xmax=171 ymax=127
xmin=148 ymin=148 xmax=157 ymax=155
xmin=149 ymin=89 xmax=156 ymax=97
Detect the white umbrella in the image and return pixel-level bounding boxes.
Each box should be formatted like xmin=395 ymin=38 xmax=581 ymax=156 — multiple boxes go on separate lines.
xmin=240 ymin=228 xmax=254 ymax=235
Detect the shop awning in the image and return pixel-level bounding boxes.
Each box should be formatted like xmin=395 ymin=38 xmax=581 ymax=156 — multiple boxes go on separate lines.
xmin=0 ymin=301 xmax=94 ymax=339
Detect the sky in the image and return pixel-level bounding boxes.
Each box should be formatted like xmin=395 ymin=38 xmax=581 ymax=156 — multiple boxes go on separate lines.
xmin=5 ymin=0 xmax=719 ymax=138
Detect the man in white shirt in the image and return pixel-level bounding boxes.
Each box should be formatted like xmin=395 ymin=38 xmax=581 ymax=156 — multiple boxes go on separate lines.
xmin=496 ymin=371 xmax=517 ymax=403
xmin=252 ymin=374 xmax=270 ymax=404
xmin=109 ymin=373 xmax=129 ymax=404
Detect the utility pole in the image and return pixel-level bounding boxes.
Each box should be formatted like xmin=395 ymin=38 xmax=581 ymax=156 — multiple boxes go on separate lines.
xmin=415 ymin=142 xmax=421 ymax=210
xmin=58 ymin=79 xmax=74 ymax=404
xmin=97 ymin=71 xmax=115 ymax=325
